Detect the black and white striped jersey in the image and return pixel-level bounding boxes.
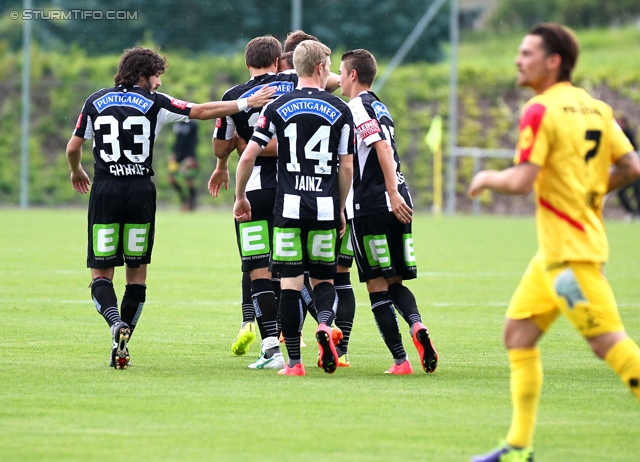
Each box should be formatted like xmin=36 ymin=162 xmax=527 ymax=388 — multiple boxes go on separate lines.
xmin=73 ymin=86 xmax=192 ymax=180
xmin=251 ymin=87 xmax=355 ymax=221
xmin=348 ymin=90 xmax=412 ymax=217
xmin=213 ymin=71 xmax=299 ymax=191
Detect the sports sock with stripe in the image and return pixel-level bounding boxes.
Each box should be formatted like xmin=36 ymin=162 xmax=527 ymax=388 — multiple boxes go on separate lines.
xmin=120 ymin=283 xmax=145 ymax=337
xmin=335 ymin=272 xmax=355 ymax=354
xmin=389 ymin=282 xmax=422 ymax=329
xmin=370 ymin=291 xmax=406 ymax=361
xmin=90 ymin=277 xmax=121 ymax=327
xmin=279 ymin=289 xmax=303 ymax=364
xmin=251 ymin=278 xmax=279 ymax=340
xmin=241 ymin=271 xmax=255 ymax=324
xmin=313 ymin=282 xmax=337 ymax=326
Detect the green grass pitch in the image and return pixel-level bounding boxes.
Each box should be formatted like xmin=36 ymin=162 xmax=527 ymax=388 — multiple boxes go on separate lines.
xmin=1 ymin=208 xmax=639 ymax=461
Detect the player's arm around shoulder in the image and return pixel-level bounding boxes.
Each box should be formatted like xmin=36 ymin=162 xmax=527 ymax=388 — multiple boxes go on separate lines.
xmin=66 ymin=135 xmax=91 ymax=194
xmin=190 ymin=86 xmax=275 ymax=120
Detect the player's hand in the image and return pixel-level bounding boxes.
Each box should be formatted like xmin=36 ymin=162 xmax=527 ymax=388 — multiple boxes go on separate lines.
xmin=468 ymin=171 xmax=488 ymax=199
xmin=70 ymin=169 xmax=91 ymax=194
xmin=234 ymin=198 xmax=252 ymax=222
xmin=339 ymin=211 xmax=346 ymax=238
xmin=389 ymin=190 xmax=413 ymax=224
xmin=247 ymin=85 xmax=276 ymax=108
xmin=208 ymin=167 xmax=229 ymax=197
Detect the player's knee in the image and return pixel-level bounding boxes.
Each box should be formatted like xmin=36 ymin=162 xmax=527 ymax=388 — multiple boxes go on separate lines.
xmin=588 ymin=332 xmax=628 ymax=359
xmin=503 ymin=318 xmax=542 ymax=349
xmin=90 ymin=276 xmax=112 ymax=289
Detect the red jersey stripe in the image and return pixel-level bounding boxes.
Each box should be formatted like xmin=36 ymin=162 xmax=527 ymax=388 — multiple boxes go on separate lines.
xmin=539 ymin=197 xmax=586 ymax=232
xmin=518 ymin=103 xmax=546 ymax=162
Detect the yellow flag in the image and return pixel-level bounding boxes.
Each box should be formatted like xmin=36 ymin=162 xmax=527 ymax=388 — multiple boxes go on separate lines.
xmin=425 ymin=114 xmax=443 ymax=153
xmin=425 ymin=115 xmax=443 ymax=215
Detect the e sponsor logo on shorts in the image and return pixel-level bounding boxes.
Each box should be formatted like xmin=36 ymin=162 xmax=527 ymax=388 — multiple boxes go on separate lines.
xmin=364 ymin=234 xmax=391 ymax=269
xmin=239 ymin=220 xmax=270 ymax=257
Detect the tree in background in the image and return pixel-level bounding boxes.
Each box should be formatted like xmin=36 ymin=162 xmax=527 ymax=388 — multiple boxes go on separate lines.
xmin=490 ymin=0 xmax=640 ymax=29
xmin=0 ymin=0 xmax=449 ymax=62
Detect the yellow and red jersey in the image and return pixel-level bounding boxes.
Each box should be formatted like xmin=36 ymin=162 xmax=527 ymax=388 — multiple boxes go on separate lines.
xmin=515 ymin=82 xmax=633 ymax=263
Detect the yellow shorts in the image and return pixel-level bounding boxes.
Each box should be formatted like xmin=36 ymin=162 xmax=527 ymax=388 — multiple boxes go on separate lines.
xmin=507 ymin=255 xmax=624 ymax=338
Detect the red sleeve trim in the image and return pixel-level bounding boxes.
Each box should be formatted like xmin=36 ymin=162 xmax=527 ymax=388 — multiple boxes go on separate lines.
xmin=539 ymin=198 xmax=585 ymax=232
xmin=518 ymin=103 xmax=546 ymax=162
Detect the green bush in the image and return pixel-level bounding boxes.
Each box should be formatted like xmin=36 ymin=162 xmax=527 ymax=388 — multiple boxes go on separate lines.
xmin=1 ymin=26 xmax=639 ymax=208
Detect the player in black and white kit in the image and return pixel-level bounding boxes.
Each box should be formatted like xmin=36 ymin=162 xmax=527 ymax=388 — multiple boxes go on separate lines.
xmin=66 ymin=46 xmax=274 ymax=369
xmin=282 ymin=33 xmax=358 ymax=369
xmin=209 ymin=35 xmax=300 ymax=369
xmin=339 ymin=49 xmax=438 ymax=375
xmin=234 ymin=40 xmax=354 ymax=376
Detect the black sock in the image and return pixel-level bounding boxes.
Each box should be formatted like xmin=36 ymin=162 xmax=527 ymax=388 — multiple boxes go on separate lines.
xmin=241 ymin=271 xmax=255 ymax=324
xmin=251 ymin=278 xmax=279 ymax=339
xmin=301 ymin=283 xmax=317 ymax=323
xmin=302 ymin=273 xmax=317 ymax=322
xmin=335 ymin=272 xmax=356 ymax=354
xmin=279 ymin=289 xmax=303 ymax=362
xmin=271 ymin=276 xmax=281 ymax=303
xmin=90 ymin=277 xmax=120 ymax=328
xmin=272 ymin=276 xmax=282 ymax=335
xmin=389 ymin=283 xmax=422 ymax=328
xmin=370 ymin=291 xmax=406 ymax=360
xmin=120 ymin=283 xmax=146 ymax=337
xmin=314 ymin=282 xmax=337 ymax=326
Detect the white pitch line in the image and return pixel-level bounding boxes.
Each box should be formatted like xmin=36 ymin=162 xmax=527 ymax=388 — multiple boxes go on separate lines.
xmin=2 ymin=299 xmax=639 ymax=308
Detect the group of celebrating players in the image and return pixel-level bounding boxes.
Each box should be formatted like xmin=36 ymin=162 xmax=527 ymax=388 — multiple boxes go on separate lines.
xmin=66 ymin=23 xmax=640 ymax=462
xmin=209 ymin=31 xmax=438 ymax=377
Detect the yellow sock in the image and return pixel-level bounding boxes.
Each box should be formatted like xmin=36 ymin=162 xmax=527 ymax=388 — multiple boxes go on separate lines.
xmin=505 ymin=347 xmax=542 ymax=448
xmin=604 ymin=337 xmax=640 ymax=400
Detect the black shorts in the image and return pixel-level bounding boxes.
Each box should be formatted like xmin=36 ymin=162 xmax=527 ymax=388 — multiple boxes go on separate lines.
xmin=351 ymin=212 xmax=418 ymax=283
xmin=87 ymin=179 xmax=156 ymax=269
xmin=235 ymin=189 xmax=276 ymax=272
xmin=336 ymin=220 xmax=354 ymax=268
xmin=270 ymin=215 xmax=339 ymax=280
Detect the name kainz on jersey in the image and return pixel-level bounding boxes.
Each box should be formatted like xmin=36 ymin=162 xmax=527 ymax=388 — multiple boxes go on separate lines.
xmin=295 ymin=175 xmax=323 ymax=192
xmin=110 ymin=164 xmax=149 ymax=176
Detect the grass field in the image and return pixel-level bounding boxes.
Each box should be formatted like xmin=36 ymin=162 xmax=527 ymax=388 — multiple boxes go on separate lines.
xmin=1 ymin=208 xmax=639 ymax=461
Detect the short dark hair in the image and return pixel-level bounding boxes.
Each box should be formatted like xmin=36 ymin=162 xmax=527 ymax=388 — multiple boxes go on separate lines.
xmin=245 ymin=35 xmax=282 ymax=69
xmin=341 ymin=49 xmax=377 ymax=87
xmin=281 ymin=51 xmax=294 ymax=70
xmin=528 ymin=22 xmax=579 ymax=82
xmin=114 ymin=47 xmax=168 ymax=87
xmin=284 ymin=30 xmax=319 ymax=53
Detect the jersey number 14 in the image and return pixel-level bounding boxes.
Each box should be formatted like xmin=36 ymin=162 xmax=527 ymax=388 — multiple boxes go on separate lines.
xmin=284 ymin=124 xmax=332 ymax=175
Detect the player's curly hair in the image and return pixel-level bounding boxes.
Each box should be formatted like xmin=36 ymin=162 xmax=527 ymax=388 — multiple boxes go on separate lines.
xmin=114 ymin=47 xmax=168 ymax=87
xmin=341 ymin=49 xmax=377 ymax=87
xmin=529 ymin=23 xmax=579 ymax=82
